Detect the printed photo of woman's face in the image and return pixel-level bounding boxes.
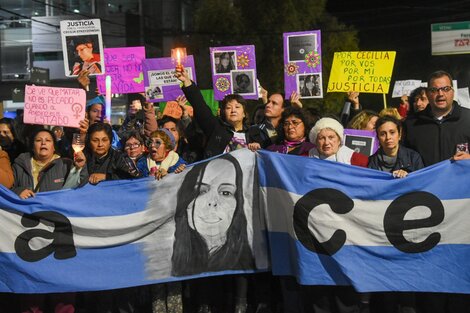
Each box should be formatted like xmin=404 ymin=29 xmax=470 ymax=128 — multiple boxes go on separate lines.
xmin=220 ymin=54 xmax=230 ymax=68
xmin=187 ymin=159 xmax=237 ymax=248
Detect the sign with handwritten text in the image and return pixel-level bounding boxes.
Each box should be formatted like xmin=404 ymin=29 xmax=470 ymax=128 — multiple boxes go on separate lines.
xmin=391 ymin=79 xmax=422 ymax=98
xmin=23 ymin=85 xmax=86 ymax=128
xmin=327 ymin=51 xmax=396 ymax=94
xmin=161 ymin=101 xmax=194 ymax=119
xmin=97 ymin=46 xmax=146 ymax=94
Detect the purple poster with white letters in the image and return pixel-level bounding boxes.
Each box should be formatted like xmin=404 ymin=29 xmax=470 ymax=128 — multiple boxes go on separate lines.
xmin=283 ymin=30 xmax=323 ymax=100
xmin=142 ymin=56 xmax=196 ymax=103
xmin=210 ymin=45 xmax=258 ymax=101
xmin=97 ymin=46 xmax=146 ymax=94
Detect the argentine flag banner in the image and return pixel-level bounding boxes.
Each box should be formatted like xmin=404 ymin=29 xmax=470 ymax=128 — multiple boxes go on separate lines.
xmin=0 ymin=149 xmax=269 ymax=293
xmin=1 ymin=148 xmax=470 ymax=294
xmin=258 ymin=150 xmax=470 ymax=293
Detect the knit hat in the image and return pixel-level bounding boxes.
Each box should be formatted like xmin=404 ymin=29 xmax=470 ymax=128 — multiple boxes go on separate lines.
xmin=309 ymin=117 xmax=344 ymax=143
xmin=160 ymin=128 xmax=176 ymax=147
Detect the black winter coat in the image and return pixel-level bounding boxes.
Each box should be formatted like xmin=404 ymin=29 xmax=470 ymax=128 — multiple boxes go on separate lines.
xmin=182 ymin=83 xmax=250 ymax=159
xmin=368 ymin=146 xmax=424 ymax=173
xmin=403 ymin=102 xmax=470 ymax=166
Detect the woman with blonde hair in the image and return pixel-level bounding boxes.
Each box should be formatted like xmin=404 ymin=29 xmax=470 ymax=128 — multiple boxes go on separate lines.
xmin=379 ymin=107 xmax=402 ymax=120
xmin=347 ymin=110 xmax=379 ymax=130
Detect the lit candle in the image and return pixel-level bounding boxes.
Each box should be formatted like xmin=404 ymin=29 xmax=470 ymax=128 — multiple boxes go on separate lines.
xmin=171 ymin=48 xmax=187 ymax=67
xmin=176 ymin=49 xmax=181 ymax=67
xmin=105 ymin=75 xmax=112 ymax=122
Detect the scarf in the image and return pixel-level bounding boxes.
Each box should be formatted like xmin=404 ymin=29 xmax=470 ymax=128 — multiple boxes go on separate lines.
xmin=280 ymin=138 xmax=306 ymax=154
xmin=308 ymin=145 xmax=354 ymax=164
xmin=148 ymin=150 xmax=180 ymax=175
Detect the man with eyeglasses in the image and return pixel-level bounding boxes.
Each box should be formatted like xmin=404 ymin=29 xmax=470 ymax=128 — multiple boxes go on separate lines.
xmin=403 ymin=72 xmax=470 ymax=313
xmin=404 ymin=70 xmax=470 ymax=167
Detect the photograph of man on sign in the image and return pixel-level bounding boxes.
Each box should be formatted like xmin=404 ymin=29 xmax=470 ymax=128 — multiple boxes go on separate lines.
xmin=67 ymin=35 xmax=102 ymax=76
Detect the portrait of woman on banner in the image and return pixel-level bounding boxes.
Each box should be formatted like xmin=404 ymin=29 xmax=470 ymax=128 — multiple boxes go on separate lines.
xmin=171 ymin=153 xmax=254 ymax=276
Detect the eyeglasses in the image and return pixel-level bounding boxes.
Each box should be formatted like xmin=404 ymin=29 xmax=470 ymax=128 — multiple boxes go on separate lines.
xmin=428 ymin=86 xmax=453 ymax=93
xmin=283 ymin=120 xmax=303 ymax=128
xmin=124 ymin=143 xmax=141 ymax=150
xmin=147 ymin=139 xmax=163 ymax=148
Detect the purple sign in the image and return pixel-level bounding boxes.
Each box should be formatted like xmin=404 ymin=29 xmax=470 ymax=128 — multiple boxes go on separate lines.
xmin=283 ymin=30 xmax=323 ymax=100
xmin=343 ymin=129 xmax=379 ymax=157
xmin=142 ymin=56 xmax=196 ymax=103
xmin=97 ymin=46 xmax=146 ymax=94
xmin=210 ymin=45 xmax=258 ymax=101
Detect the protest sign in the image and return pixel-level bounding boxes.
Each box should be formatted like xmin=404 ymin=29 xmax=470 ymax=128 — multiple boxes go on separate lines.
xmin=142 ymin=56 xmax=196 ymax=103
xmin=283 ymin=30 xmax=323 ymax=99
xmin=23 ymin=85 xmax=86 ymax=128
xmin=343 ymin=129 xmax=379 ymax=156
xmin=97 ymin=46 xmax=146 ymax=94
xmin=327 ymin=51 xmax=396 ymax=94
xmin=457 ymin=87 xmax=470 ymax=109
xmin=210 ymin=45 xmax=258 ymax=100
xmin=60 ymin=19 xmax=105 ymax=77
xmin=391 ymin=79 xmax=422 ymax=98
xmin=161 ymin=101 xmax=193 ymax=119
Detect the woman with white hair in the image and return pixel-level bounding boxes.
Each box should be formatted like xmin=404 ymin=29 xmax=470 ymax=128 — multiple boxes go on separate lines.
xmin=304 ymin=117 xmax=368 ymax=313
xmin=308 ymin=117 xmax=368 ymax=167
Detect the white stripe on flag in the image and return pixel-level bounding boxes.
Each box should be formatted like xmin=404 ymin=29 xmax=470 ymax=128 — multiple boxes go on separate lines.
xmin=263 ymin=187 xmax=470 ymax=246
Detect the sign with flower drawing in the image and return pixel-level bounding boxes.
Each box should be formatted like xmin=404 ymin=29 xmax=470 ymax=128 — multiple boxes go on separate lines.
xmin=283 ymin=30 xmax=323 ymax=99
xmin=210 ymin=45 xmax=258 ymax=100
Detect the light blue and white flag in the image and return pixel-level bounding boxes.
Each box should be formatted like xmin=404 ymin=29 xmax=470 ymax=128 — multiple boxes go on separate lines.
xmin=258 ymin=150 xmax=470 ymax=293
xmin=2 ymin=148 xmax=470 ymax=294
xmin=0 ymin=149 xmax=268 ymax=293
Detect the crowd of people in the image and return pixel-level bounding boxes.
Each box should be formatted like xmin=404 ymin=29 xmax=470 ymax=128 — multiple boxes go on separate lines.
xmin=0 ymin=66 xmax=469 ymax=313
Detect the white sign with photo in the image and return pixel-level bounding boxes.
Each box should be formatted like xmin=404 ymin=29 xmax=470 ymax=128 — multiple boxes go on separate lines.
xmin=60 ymin=19 xmax=105 ymax=77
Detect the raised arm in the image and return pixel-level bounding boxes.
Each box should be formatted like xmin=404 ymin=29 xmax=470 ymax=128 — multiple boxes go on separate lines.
xmin=175 ymin=65 xmax=219 ymax=138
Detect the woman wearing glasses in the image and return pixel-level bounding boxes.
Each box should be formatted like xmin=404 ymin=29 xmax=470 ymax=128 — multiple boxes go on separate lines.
xmin=122 ymin=128 xmax=186 ymax=180
xmin=266 ymin=107 xmax=315 ymax=156
xmin=265 ymin=107 xmax=315 ymax=313
xmin=122 ymin=130 xmax=149 ymax=177
xmin=146 ymin=129 xmax=186 ymax=180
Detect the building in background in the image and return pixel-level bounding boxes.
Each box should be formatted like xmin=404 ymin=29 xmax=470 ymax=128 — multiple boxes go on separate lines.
xmin=0 ymin=0 xmax=195 ymax=119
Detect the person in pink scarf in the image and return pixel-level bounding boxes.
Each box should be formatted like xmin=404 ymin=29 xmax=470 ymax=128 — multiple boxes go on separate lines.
xmin=266 ymin=107 xmax=315 ymax=156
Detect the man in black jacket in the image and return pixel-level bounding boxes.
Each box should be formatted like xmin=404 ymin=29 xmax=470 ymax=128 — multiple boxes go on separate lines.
xmin=404 ymin=70 xmax=470 ymax=166
xmin=403 ymin=70 xmax=470 ymax=313
xmin=248 ymin=93 xmax=288 ymax=150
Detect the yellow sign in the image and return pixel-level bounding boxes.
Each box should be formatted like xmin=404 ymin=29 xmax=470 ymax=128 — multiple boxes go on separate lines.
xmin=327 ymin=51 xmax=396 ymax=94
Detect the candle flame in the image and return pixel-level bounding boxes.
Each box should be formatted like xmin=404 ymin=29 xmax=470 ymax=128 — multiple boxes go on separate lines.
xmin=176 ymin=49 xmax=181 ymax=65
